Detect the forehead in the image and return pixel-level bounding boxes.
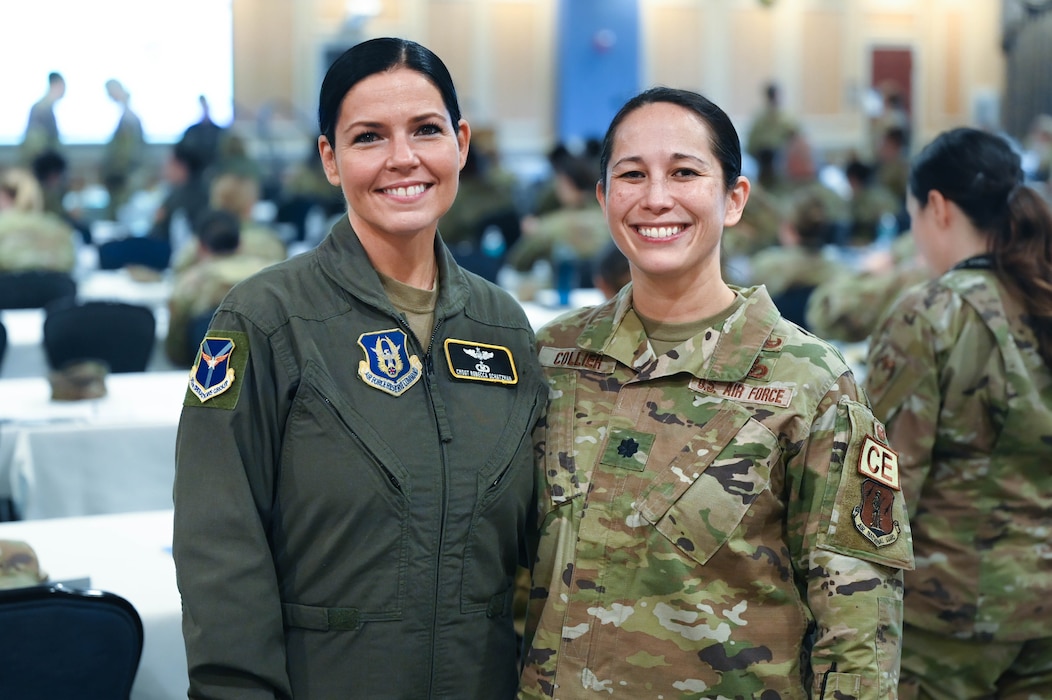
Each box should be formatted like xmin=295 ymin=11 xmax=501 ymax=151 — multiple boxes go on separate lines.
xmin=339 ymin=67 xmax=446 ymax=120
xmin=611 ymin=102 xmax=715 ymax=157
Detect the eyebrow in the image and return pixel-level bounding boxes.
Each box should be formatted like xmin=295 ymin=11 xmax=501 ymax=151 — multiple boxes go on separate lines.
xmin=612 ymin=152 xmax=707 ymax=169
xmin=344 ymin=111 xmax=448 ymax=132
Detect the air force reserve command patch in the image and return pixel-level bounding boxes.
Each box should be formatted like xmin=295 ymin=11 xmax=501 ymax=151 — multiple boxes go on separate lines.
xmin=185 ymin=330 xmax=250 ymax=409
xmin=444 ymin=339 xmax=517 ymax=384
xmin=358 ymin=329 xmax=423 ymax=397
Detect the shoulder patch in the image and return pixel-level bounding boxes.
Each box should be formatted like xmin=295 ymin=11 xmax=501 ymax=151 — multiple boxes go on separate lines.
xmin=818 ymin=398 xmax=914 ymax=570
xmin=537 ymin=346 xmax=616 ymax=373
xmin=184 ymin=330 xmax=250 ymax=409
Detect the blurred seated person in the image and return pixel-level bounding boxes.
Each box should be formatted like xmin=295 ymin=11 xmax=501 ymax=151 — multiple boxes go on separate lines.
xmin=505 ymin=153 xmax=609 ymax=284
xmin=721 ymin=181 xmax=786 ymax=282
xmin=529 ymin=139 xmax=601 ymax=217
xmin=769 ymin=131 xmax=850 ymax=230
xmin=844 ymin=158 xmax=901 ymax=247
xmin=31 ymin=150 xmax=90 ymax=244
xmin=147 ymin=138 xmax=211 ymax=251
xmin=0 ymin=167 xmax=76 ymax=273
xmin=276 ymin=141 xmax=345 ymax=242
xmin=875 ymin=125 xmax=910 ymax=207
xmin=165 ymin=209 xmax=274 ymax=367
xmin=592 ymin=242 xmax=631 ymax=300
xmin=747 ymin=188 xmax=840 ymax=329
xmin=805 ymin=232 xmax=930 ymax=343
xmin=171 ymin=171 xmax=287 ymax=273
xmin=438 ymin=146 xmax=519 ymax=248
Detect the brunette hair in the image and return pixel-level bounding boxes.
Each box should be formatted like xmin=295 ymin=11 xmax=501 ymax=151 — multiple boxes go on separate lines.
xmin=318 ymin=37 xmax=461 ymax=147
xmin=599 ymin=87 xmax=742 ymax=193
xmin=910 ymin=127 xmax=1052 ymax=367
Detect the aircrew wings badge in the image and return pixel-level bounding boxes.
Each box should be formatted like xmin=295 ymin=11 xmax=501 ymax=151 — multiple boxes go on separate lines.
xmin=190 ymin=336 xmax=238 ymax=403
xmin=358 ymin=329 xmax=423 ymax=397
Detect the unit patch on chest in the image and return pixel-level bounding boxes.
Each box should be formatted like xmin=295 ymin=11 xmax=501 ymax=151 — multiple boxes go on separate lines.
xmin=443 ymin=339 xmax=517 ymax=384
xmin=357 ymin=328 xmax=423 ymax=396
xmin=689 ymin=378 xmax=794 ymax=408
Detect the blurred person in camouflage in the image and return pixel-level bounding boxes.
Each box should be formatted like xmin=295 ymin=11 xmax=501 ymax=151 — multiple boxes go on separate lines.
xmin=164 ymin=209 xmax=274 ymax=367
xmin=0 ymin=167 xmax=76 ymax=274
xmin=804 ymin=234 xmax=929 ymax=344
xmin=519 ymin=86 xmax=914 ymax=700
xmin=19 ymin=72 xmax=65 ymax=166
xmin=864 ymin=127 xmax=1052 ymax=700
xmin=101 ymin=79 xmax=146 ymax=219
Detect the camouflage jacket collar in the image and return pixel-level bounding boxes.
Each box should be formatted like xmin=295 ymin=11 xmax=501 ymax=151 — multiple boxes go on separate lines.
xmin=574 ymin=284 xmax=782 ymax=382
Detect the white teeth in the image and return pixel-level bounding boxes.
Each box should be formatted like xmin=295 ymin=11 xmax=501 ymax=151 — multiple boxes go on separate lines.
xmin=637 ymin=225 xmax=682 ymax=239
xmin=384 ymin=184 xmax=427 ymax=197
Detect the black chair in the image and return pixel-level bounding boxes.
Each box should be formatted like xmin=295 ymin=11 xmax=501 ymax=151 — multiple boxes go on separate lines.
xmin=772 ymin=285 xmax=818 ymax=331
xmin=0 ymin=270 xmax=77 ymax=310
xmin=43 ymin=300 xmax=156 ymax=373
xmin=98 ymin=236 xmax=172 ymax=271
xmin=0 ymin=585 xmax=143 ymax=699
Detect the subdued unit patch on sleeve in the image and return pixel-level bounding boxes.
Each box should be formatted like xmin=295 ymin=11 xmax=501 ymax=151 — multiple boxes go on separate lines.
xmin=183 ymin=330 xmax=250 ymax=410
xmin=817 ymin=398 xmax=915 ymax=570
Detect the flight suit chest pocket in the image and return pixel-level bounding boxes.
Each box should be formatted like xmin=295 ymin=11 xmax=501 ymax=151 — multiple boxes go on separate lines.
xmin=637 ymin=402 xmax=778 ymax=565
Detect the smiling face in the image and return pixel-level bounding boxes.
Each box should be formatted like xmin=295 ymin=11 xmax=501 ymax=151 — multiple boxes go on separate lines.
xmin=318 ymin=67 xmax=469 ymax=249
xmin=597 ymin=101 xmax=748 ymax=290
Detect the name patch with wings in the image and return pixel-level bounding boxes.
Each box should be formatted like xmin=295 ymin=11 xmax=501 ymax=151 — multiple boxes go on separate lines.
xmin=443 ymin=339 xmax=517 ymax=385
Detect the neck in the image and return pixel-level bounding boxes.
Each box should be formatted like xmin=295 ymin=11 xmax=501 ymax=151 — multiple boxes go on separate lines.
xmin=350 ymin=218 xmax=438 ymax=290
xmin=630 ymin=272 xmax=736 ymax=324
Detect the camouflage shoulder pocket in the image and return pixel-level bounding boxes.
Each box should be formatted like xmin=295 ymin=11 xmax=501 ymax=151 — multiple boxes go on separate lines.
xmin=816 ymin=398 xmax=915 ymax=570
xmin=539 ymin=370 xmax=583 ymax=520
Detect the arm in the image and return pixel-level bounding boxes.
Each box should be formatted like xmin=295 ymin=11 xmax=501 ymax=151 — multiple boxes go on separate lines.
xmin=863 ymin=289 xmax=942 ymax=515
xmin=172 ymin=309 xmax=293 ymax=699
xmin=790 ymin=373 xmax=914 ymax=699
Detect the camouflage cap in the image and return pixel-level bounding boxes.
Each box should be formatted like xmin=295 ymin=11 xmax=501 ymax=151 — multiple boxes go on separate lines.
xmin=48 ymin=359 xmax=109 ymax=401
xmin=0 ymin=540 xmax=48 ymax=589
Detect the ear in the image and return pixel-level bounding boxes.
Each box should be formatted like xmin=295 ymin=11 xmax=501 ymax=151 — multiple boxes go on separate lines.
xmin=318 ymin=135 xmax=341 ymax=187
xmin=723 ymin=176 xmax=751 ymax=227
xmin=595 ymin=179 xmax=607 ymax=215
xmin=927 ymin=189 xmax=952 ymax=229
xmin=456 ymin=119 xmax=471 ymax=170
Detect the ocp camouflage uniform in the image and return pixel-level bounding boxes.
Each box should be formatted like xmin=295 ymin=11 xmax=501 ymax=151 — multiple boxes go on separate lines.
xmin=506 ymin=203 xmax=611 ymax=273
xmin=747 ymin=245 xmax=840 ymax=298
xmin=0 ymin=210 xmax=76 ymax=273
xmin=521 ymin=284 xmax=914 ymax=700
xmin=805 ymin=236 xmax=928 ymax=343
xmin=165 ymin=253 xmax=274 ymax=367
xmin=864 ymin=262 xmax=1052 ymax=698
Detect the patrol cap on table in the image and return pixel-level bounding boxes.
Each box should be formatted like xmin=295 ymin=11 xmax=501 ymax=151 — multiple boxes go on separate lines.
xmin=0 ymin=540 xmax=48 ymax=590
xmin=48 ymin=359 xmax=109 ymax=401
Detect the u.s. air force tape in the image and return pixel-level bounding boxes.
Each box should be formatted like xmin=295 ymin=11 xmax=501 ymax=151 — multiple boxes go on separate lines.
xmin=443 ymin=338 xmax=517 ymax=384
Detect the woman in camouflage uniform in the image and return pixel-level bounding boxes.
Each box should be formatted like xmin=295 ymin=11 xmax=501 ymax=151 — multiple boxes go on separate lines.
xmin=865 ymin=127 xmax=1052 ymax=699
xmin=519 ymin=87 xmax=914 ymax=700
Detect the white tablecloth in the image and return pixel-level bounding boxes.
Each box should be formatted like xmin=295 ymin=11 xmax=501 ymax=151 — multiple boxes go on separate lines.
xmin=0 ymin=509 xmax=186 ymax=700
xmin=0 ymin=371 xmax=189 ymax=519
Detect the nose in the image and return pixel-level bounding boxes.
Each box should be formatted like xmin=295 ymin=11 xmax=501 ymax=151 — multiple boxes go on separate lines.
xmin=387 ymin=133 xmax=420 ymax=169
xmin=642 ymin=177 xmax=673 ymax=211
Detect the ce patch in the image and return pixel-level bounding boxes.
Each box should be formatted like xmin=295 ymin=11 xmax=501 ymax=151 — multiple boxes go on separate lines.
xmin=443 ymin=339 xmax=517 ymax=385
xmin=184 ymin=330 xmax=250 ymax=409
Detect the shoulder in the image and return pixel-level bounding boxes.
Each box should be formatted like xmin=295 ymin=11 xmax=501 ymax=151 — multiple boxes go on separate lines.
xmin=457 ymin=268 xmax=534 ymax=331
xmin=217 ymin=250 xmax=325 ymax=331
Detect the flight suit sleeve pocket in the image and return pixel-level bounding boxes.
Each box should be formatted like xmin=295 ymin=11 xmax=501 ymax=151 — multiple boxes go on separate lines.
xmin=817 ymin=398 xmax=915 ymax=570
xmin=639 ymin=403 xmax=777 ymax=565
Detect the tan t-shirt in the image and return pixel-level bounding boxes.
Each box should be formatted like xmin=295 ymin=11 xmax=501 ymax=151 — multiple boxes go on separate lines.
xmin=636 ymin=293 xmax=745 ymax=356
xmin=377 ymin=269 xmax=439 ymax=347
